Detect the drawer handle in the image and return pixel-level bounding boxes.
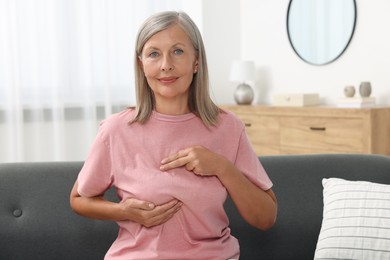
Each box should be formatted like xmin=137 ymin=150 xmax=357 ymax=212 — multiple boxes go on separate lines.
xmin=310 ymin=127 xmax=326 ymax=131
xmin=245 ymin=123 xmax=252 ymax=127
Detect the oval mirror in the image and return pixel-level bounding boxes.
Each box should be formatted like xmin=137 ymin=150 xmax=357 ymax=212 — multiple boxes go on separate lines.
xmin=287 ymin=0 xmax=357 ymax=65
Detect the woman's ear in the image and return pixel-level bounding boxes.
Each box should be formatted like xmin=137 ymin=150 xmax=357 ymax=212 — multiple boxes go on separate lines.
xmin=193 ymin=60 xmax=198 ymax=73
xmin=138 ymin=56 xmax=144 ymax=70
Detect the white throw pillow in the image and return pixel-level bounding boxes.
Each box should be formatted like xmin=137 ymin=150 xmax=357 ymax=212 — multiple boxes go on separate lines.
xmin=314 ymin=178 xmax=390 ymax=260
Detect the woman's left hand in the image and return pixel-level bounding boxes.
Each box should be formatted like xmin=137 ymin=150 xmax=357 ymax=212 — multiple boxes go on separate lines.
xmin=160 ymin=145 xmax=228 ymax=177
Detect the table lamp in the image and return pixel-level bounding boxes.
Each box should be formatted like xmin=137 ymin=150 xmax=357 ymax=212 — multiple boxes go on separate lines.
xmin=229 ymin=61 xmax=255 ymax=105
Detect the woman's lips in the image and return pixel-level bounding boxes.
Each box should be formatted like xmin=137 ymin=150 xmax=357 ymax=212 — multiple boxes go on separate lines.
xmin=158 ymin=77 xmax=178 ymax=84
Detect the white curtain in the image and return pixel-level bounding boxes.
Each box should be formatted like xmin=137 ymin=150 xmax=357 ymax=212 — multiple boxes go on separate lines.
xmin=0 ymin=0 xmax=199 ymax=162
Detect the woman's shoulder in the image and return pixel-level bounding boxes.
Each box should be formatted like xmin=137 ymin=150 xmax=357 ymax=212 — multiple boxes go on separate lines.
xmin=218 ymin=107 xmax=245 ymax=130
xmin=99 ymin=107 xmax=136 ymax=131
xmin=219 ymin=107 xmax=243 ymax=122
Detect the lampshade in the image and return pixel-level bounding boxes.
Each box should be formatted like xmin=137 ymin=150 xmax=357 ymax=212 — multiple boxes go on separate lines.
xmin=229 ymin=60 xmax=255 ymax=82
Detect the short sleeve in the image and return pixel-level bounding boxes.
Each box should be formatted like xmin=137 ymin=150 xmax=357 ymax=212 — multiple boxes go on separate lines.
xmin=77 ymin=122 xmax=114 ymax=197
xmin=234 ymin=130 xmax=273 ymax=191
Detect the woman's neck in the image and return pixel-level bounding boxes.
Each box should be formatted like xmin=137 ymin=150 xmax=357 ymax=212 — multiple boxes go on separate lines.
xmin=155 ymin=103 xmax=190 ymax=115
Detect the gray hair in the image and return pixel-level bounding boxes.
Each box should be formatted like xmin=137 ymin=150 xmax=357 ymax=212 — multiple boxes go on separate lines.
xmin=131 ymin=11 xmax=220 ymax=126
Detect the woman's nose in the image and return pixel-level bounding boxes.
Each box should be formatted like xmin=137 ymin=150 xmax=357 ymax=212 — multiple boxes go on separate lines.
xmin=161 ymin=56 xmax=174 ymax=71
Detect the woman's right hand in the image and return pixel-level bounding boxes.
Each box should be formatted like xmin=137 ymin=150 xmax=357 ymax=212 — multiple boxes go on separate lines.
xmin=70 ymin=181 xmax=182 ymax=227
xmin=119 ymin=198 xmax=182 ymax=228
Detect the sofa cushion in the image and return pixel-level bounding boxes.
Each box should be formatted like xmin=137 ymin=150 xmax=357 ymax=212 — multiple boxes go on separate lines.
xmin=314 ymin=178 xmax=390 ymax=259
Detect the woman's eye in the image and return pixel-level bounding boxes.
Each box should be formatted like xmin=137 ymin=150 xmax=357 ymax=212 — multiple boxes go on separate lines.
xmin=173 ymin=49 xmax=184 ymax=55
xmin=149 ymin=51 xmax=159 ymax=58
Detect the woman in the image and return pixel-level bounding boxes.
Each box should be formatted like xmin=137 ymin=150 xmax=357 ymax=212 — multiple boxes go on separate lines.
xmin=70 ymin=11 xmax=277 ymax=260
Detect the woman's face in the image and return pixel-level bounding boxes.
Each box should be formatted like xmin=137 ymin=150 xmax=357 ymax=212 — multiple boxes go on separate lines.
xmin=139 ymin=24 xmax=198 ymax=112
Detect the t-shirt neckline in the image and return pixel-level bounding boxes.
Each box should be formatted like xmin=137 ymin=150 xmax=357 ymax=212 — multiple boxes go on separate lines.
xmin=151 ymin=110 xmax=196 ymax=122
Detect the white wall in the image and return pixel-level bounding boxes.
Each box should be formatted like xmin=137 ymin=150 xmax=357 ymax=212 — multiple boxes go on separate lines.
xmin=201 ymin=0 xmax=241 ymax=103
xmin=3 ymin=1 xmax=389 ymax=162
xmin=205 ymin=0 xmax=390 ymax=106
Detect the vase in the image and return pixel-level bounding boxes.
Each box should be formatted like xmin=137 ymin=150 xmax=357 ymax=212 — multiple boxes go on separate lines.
xmin=359 ymin=81 xmax=372 ymax=97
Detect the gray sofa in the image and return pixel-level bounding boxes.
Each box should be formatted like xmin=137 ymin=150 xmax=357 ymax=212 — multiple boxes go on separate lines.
xmin=1 ymin=154 xmax=390 ymax=260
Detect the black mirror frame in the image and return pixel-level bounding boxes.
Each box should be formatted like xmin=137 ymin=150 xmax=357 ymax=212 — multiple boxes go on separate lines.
xmin=286 ymin=0 xmax=357 ymax=66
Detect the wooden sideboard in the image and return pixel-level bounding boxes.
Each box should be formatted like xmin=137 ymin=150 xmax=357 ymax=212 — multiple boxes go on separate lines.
xmin=222 ymin=105 xmax=390 ymax=156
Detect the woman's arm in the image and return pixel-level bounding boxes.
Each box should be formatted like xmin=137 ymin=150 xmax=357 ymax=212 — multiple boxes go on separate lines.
xmin=160 ymin=146 xmax=277 ymax=230
xmin=70 ymin=181 xmax=182 ymax=227
xmin=215 ymin=160 xmax=277 ymax=230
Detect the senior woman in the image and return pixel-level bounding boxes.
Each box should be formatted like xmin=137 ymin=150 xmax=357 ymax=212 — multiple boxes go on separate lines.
xmin=70 ymin=11 xmax=277 ymax=260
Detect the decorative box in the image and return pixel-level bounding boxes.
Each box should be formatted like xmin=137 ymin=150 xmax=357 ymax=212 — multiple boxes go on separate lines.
xmin=272 ymin=93 xmax=320 ymax=107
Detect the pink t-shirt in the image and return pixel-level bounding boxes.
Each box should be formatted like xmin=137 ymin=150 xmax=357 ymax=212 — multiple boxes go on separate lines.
xmin=77 ymin=108 xmax=272 ymax=260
